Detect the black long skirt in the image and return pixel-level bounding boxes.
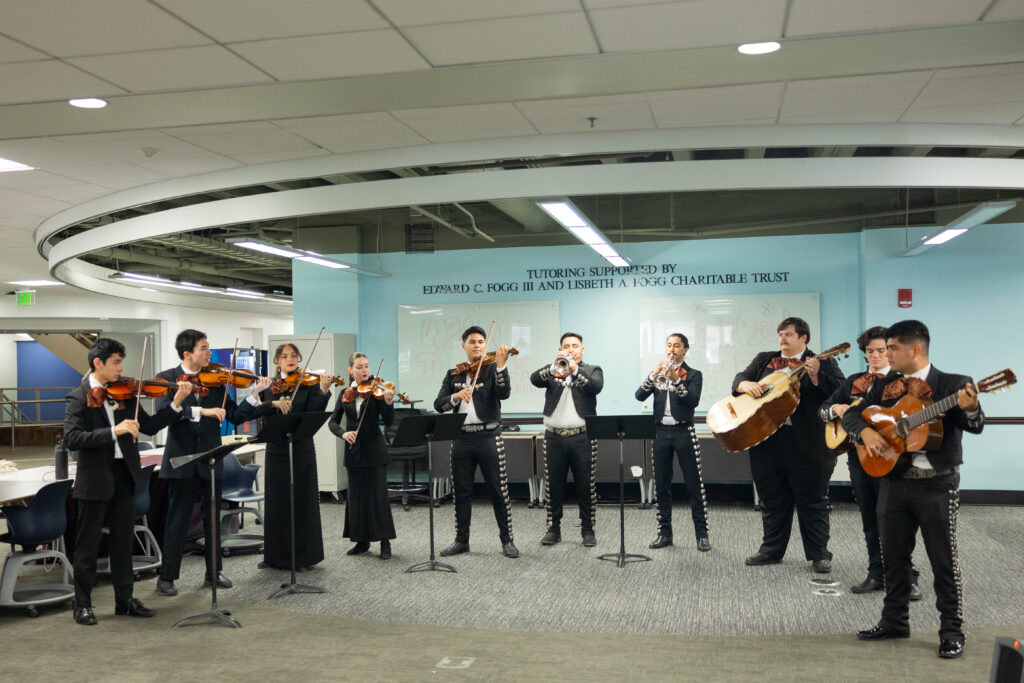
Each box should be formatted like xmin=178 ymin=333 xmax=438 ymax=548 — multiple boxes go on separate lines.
xmin=263 ymin=441 xmax=325 ymax=569
xmin=344 ymin=465 xmax=396 ymax=542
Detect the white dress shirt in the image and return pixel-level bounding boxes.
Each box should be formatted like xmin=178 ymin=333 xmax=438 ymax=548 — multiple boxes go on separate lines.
xmin=89 ymin=374 xmax=124 ymax=460
xmin=544 ymin=367 xmax=585 ymax=429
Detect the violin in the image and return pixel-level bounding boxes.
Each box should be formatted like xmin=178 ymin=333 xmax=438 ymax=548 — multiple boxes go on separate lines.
xmin=452 ymin=347 xmax=519 ymax=376
xmin=269 ymin=371 xmax=347 ymax=394
xmin=92 ymin=376 xmax=207 ymax=407
xmin=184 ymin=362 xmax=259 ymax=389
xmin=342 ymin=376 xmax=411 ymax=403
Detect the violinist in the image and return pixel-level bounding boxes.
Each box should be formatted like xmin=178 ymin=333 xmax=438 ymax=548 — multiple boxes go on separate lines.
xmin=434 ymin=326 xmax=518 ymax=558
xmin=530 ymin=332 xmax=603 ymax=547
xmin=327 ymin=353 xmax=396 ymax=559
xmin=635 ymin=333 xmax=710 ymax=552
xmin=63 ymin=337 xmax=192 ymax=626
xmin=155 ymin=329 xmax=276 ymax=597
xmin=236 ymin=342 xmax=333 ymax=571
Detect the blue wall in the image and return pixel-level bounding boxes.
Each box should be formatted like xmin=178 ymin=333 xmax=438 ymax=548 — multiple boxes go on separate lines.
xmin=293 ymin=224 xmax=1024 ymax=491
xmin=16 ymin=341 xmax=84 ymax=421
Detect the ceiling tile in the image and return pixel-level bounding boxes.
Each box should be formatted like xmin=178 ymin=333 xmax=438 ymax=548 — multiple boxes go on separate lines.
xmin=403 ymin=12 xmax=598 ymax=66
xmin=0 ymin=187 xmax=51 ymax=205
xmin=68 ymin=46 xmax=273 ymax=93
xmin=162 ymin=127 xmax=321 ymax=157
xmin=984 ymin=0 xmax=1024 ymax=21
xmin=0 ymin=198 xmax=71 ymax=216
xmin=786 ymin=0 xmax=992 ymax=37
xmin=278 ymin=112 xmax=428 ymax=153
xmin=1 ymin=0 xmax=212 ymax=57
xmin=516 ymin=93 xmax=654 ymax=133
xmin=590 ymin=0 xmax=787 ymax=52
xmin=375 ymin=0 xmax=580 ymax=26
xmin=781 ymin=71 xmax=931 ymax=118
xmin=154 ymin=0 xmax=388 ymax=41
xmin=392 ymin=103 xmax=538 ymax=142
xmin=901 ymin=102 xmax=1024 ymax=124
xmin=780 ymin=110 xmax=905 ymax=124
xmin=160 ymin=121 xmax=278 ymax=136
xmin=0 ymin=138 xmax=117 ymax=168
xmin=45 ymin=163 xmax=169 ymax=185
xmin=226 ymin=149 xmax=333 ymax=165
xmin=0 ymin=60 xmax=127 ymax=105
xmin=0 ymin=170 xmax=89 ymax=189
xmin=21 ymin=183 xmax=114 ymax=202
xmin=583 ymin=0 xmax=679 ymax=7
xmin=648 ymin=83 xmax=785 ymax=127
xmin=0 ymin=215 xmax=46 ymax=230
xmin=0 ymin=35 xmax=48 ymax=63
xmin=231 ymin=30 xmax=429 ymax=80
xmin=52 ymin=134 xmax=228 ymax=163
xmin=130 ymin=157 xmax=244 ymax=177
xmin=914 ymin=63 xmax=1024 ymax=107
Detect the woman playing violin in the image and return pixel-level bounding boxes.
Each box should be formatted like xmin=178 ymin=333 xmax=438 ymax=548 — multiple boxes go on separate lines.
xmin=236 ymin=342 xmax=333 ymax=571
xmin=327 ymin=352 xmax=396 ymax=559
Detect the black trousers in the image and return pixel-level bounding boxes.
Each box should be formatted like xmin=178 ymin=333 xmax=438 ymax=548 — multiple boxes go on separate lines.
xmin=74 ymin=460 xmax=136 ymax=608
xmin=749 ymin=426 xmax=835 ymax=561
xmin=652 ymin=422 xmax=709 ymax=539
xmin=450 ymin=427 xmax=513 ymax=543
xmin=847 ymin=451 xmax=883 ymax=581
xmin=159 ymin=475 xmax=223 ymax=582
xmin=542 ymin=432 xmax=596 ymax=534
xmin=877 ymin=471 xmax=963 ymax=642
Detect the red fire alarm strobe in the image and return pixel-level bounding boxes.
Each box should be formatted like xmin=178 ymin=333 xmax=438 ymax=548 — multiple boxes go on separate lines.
xmin=898 ymin=289 xmax=913 ymax=308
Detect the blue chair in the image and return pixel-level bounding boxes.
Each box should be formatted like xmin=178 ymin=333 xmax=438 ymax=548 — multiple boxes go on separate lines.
xmin=218 ymin=453 xmax=264 ymax=555
xmin=0 ymin=478 xmax=75 ymax=617
xmin=97 ymin=464 xmax=161 ymax=578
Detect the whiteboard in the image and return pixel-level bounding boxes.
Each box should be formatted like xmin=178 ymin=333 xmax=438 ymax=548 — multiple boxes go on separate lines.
xmin=397 ymin=301 xmax=560 ymax=413
xmin=637 ymin=293 xmax=821 ymax=413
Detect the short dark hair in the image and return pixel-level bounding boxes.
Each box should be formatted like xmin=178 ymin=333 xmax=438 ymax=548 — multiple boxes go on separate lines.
xmin=175 ymin=329 xmax=207 ymax=360
xmin=462 ymin=326 xmax=486 ymax=342
xmin=560 ymin=332 xmax=582 ymax=345
xmin=856 ymin=326 xmax=888 ymax=353
xmin=666 ymin=332 xmax=689 ymax=348
xmin=88 ymin=338 xmax=126 ymax=369
xmin=886 ymin=319 xmax=930 ymax=352
xmin=778 ymin=317 xmax=810 ymax=343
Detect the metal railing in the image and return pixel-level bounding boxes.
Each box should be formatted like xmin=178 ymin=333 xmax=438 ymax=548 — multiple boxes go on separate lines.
xmin=0 ymin=386 xmax=74 ymax=452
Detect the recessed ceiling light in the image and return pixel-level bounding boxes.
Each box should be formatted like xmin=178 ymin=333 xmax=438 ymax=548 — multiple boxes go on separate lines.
xmin=68 ymin=98 xmax=107 ymax=109
xmin=737 ymin=41 xmax=781 ymax=55
xmin=7 ymin=279 xmax=63 ymax=286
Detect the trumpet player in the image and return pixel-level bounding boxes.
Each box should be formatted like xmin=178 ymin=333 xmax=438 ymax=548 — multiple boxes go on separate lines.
xmin=530 ymin=332 xmax=603 ymax=547
xmin=635 ymin=333 xmax=710 ymax=552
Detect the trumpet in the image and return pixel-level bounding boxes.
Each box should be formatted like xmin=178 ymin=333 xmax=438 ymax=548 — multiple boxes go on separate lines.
xmin=553 ymin=354 xmax=573 ymax=374
xmin=653 ymin=355 xmax=680 ymax=391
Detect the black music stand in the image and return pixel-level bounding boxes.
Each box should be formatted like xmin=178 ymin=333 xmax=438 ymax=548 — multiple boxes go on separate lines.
xmin=394 ymin=413 xmax=466 ymax=574
xmin=254 ymin=411 xmax=331 ymax=599
xmin=585 ymin=415 xmax=655 ymax=568
xmin=169 ymin=440 xmax=250 ymax=628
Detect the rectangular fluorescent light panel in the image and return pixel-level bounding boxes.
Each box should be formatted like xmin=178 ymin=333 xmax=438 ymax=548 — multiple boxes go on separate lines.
xmin=296 ymin=256 xmax=349 ymax=269
xmin=0 ymin=157 xmax=33 ymax=173
xmin=904 ymin=200 xmax=1016 ymax=256
xmin=233 ymin=241 xmax=300 ymax=259
xmin=923 ymin=228 xmax=968 ymax=245
xmin=537 ymin=199 xmax=632 ymax=267
xmin=7 ymin=279 xmax=63 ymax=286
xmin=539 ymin=202 xmax=588 ymax=228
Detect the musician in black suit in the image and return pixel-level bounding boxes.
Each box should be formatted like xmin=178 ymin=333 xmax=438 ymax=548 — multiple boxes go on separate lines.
xmin=434 ymin=326 xmax=518 ymax=558
xmin=635 ymin=333 xmax=710 ymax=551
xmin=328 ymin=352 xmax=396 ymax=559
xmin=734 ymin=317 xmax=844 ymax=572
xmin=844 ymin=320 xmax=983 ymax=659
xmin=63 ymin=337 xmax=191 ymax=625
xmin=530 ymin=332 xmax=603 ymax=547
xmin=155 ymin=329 xmax=275 ymax=597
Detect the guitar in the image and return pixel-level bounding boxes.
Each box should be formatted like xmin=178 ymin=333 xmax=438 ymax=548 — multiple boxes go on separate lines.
xmin=855 ymin=369 xmax=1016 ymax=478
xmin=824 ymin=398 xmax=862 ymax=450
xmin=706 ymin=342 xmax=851 ymax=452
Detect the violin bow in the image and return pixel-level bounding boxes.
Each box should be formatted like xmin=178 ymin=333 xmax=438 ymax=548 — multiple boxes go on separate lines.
xmin=287 ymin=326 xmax=325 ymax=404
xmin=131 ymin=336 xmax=148 ymax=440
xmin=468 ymin=319 xmax=496 ymax=392
xmin=221 ymin=337 xmax=238 ymax=411
xmin=352 ymin=358 xmax=385 ymax=442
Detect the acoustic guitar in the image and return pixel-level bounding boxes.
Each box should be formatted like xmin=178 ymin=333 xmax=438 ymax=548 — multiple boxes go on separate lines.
xmin=855 ymin=369 xmax=1016 ymax=478
xmin=706 ymin=343 xmax=851 ymax=452
xmin=824 ymin=398 xmax=862 ymax=450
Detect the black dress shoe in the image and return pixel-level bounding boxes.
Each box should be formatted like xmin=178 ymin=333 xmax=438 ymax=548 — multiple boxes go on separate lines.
xmin=540 ymin=530 xmax=561 ymax=545
xmin=909 ymin=582 xmax=923 ymax=601
xmin=73 ymin=605 xmax=97 ymax=626
xmin=346 ymin=541 xmax=371 ymax=555
xmin=745 ymin=552 xmax=781 ymax=566
xmin=812 ymin=559 xmax=832 ymax=574
xmin=851 ymin=577 xmax=884 ymax=594
xmin=202 ymin=572 xmax=233 ymax=589
xmin=939 ymin=639 xmax=964 ymax=658
xmin=697 ymin=537 xmax=712 ymax=552
xmin=582 ymin=532 xmax=597 ymax=547
xmin=648 ymin=535 xmax=673 ymax=549
xmin=857 ymin=624 xmax=910 ymax=640
xmin=156 ymin=579 xmax=178 ymax=596
xmin=115 ymin=598 xmax=155 ymax=618
xmin=502 ymin=542 xmax=520 ymax=558
xmin=379 ymin=540 xmax=391 ymax=560
xmin=440 ymin=541 xmax=469 ymax=556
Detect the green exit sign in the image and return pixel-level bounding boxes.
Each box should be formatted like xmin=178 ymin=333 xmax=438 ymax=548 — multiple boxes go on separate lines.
xmin=16 ymin=290 xmax=35 ymax=306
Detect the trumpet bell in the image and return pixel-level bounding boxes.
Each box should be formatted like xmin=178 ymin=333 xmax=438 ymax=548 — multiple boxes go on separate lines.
xmin=553 ymin=356 xmax=572 ymax=372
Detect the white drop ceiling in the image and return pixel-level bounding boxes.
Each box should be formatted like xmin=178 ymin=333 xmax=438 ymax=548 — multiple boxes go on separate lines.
xmin=0 ymin=0 xmax=1021 ymax=287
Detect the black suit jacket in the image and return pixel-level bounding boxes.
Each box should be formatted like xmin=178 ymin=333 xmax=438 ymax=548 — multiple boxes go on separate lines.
xmin=434 ymin=363 xmax=510 ymax=422
xmin=530 ymin=362 xmax=603 ymax=418
xmin=732 ymin=349 xmax=844 ymax=458
xmin=63 ymin=378 xmax=178 ymax=501
xmin=842 ymin=366 xmax=984 ymax=471
xmin=635 ymin=361 xmax=702 ymax=423
xmin=328 ymin=393 xmax=394 ymax=468
xmin=154 ymin=366 xmax=274 ymax=480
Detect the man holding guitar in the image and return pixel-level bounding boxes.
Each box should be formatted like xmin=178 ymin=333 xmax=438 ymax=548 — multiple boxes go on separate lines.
xmin=843 ymin=320 xmax=983 ymax=659
xmin=735 ymin=317 xmax=844 ymax=573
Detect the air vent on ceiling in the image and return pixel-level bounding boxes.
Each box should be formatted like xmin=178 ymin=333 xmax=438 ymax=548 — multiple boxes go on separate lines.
xmin=405 ymin=223 xmax=436 ymax=253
